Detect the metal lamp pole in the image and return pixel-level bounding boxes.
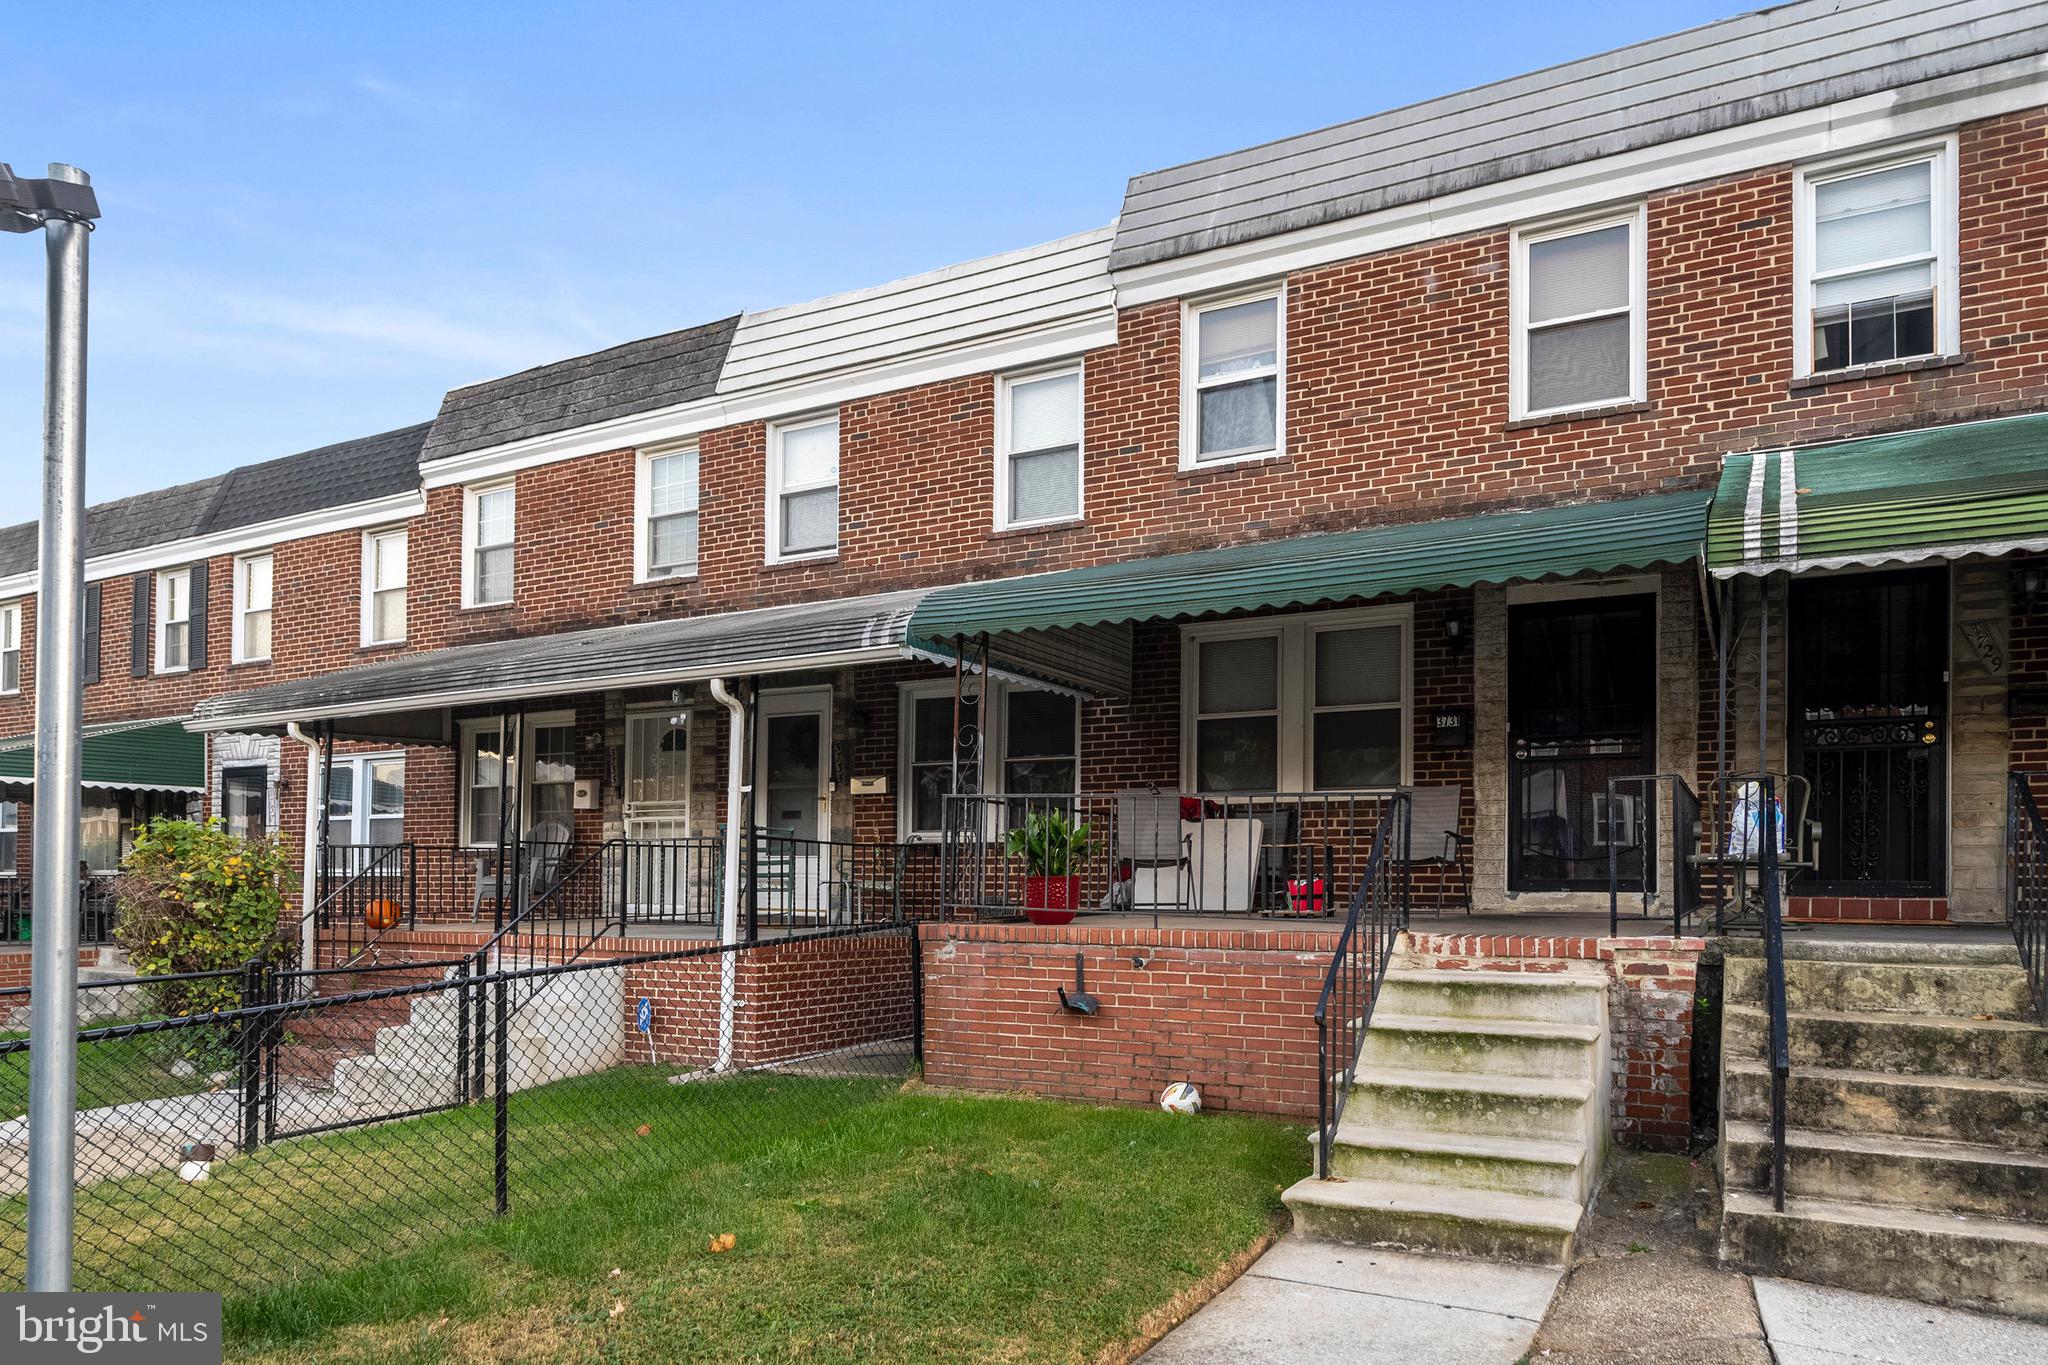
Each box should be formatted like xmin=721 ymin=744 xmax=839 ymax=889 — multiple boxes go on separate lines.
xmin=3 ymin=160 xmax=101 ymax=1292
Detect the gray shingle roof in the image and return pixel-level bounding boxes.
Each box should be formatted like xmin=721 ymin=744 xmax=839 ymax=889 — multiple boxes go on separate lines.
xmin=1112 ymin=0 xmax=2048 ymax=271
xmin=0 ymin=422 xmax=431 ymax=578
xmin=419 ymin=314 xmax=741 ymax=464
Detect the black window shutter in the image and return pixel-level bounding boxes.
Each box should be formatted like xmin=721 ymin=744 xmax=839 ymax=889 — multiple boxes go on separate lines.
xmin=130 ymin=572 xmax=150 ymax=677
xmin=188 ymin=561 xmax=208 ymax=671
xmin=83 ymin=581 xmax=100 ymax=684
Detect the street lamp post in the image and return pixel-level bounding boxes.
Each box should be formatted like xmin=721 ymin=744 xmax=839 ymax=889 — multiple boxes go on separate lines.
xmin=3 ymin=160 xmax=101 ymax=1292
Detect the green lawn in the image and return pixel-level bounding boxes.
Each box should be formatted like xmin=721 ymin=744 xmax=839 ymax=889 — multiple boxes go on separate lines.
xmin=0 ymin=1027 xmax=219 ymax=1121
xmin=4 ymin=1068 xmax=1303 ymax=1363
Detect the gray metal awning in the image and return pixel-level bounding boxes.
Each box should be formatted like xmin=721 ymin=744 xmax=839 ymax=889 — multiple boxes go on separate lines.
xmin=188 ymin=587 xmax=1131 ymax=734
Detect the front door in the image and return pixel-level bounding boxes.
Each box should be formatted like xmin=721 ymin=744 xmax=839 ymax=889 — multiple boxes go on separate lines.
xmin=221 ymin=765 xmax=269 ymax=842
xmin=1508 ymin=594 xmax=1658 ymax=893
xmin=1789 ymin=568 xmax=1946 ymax=896
xmin=755 ymin=688 xmax=833 ymax=915
xmin=622 ymin=711 xmax=694 ymax=917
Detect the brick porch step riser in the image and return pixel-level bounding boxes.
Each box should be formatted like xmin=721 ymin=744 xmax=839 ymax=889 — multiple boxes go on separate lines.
xmin=1724 ymin=957 xmax=2032 ymax=1019
xmin=1722 ymin=1004 xmax=2048 ymax=1083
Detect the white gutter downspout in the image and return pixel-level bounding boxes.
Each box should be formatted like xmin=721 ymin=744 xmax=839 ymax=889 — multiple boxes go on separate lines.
xmin=286 ymin=722 xmax=322 ymax=972
xmin=708 ymin=679 xmax=747 ymax=1072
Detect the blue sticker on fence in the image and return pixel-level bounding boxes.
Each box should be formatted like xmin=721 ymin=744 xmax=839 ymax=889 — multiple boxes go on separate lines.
xmin=636 ymin=998 xmax=653 ymax=1032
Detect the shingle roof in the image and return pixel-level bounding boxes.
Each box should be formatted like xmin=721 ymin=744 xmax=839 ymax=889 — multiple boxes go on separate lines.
xmin=0 ymin=422 xmax=431 ymax=579
xmin=1111 ymin=0 xmax=2048 ymax=271
xmin=419 ymin=314 xmax=740 ymax=464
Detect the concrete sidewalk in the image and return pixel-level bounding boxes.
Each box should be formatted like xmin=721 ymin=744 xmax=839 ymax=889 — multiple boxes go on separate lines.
xmin=1754 ymin=1278 xmax=2048 ymax=1365
xmin=1137 ymin=1239 xmax=1560 ymax=1365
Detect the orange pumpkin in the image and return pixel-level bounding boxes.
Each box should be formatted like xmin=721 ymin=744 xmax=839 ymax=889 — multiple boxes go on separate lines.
xmin=364 ymin=898 xmax=403 ymax=931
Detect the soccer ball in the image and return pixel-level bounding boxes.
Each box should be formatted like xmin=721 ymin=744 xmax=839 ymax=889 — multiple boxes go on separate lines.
xmin=1159 ymin=1081 xmax=1201 ymax=1115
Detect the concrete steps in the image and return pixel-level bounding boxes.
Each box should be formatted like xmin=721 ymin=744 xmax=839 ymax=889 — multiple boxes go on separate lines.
xmin=1718 ymin=933 xmax=2048 ymax=1320
xmin=1285 ymin=953 xmax=1608 ymax=1267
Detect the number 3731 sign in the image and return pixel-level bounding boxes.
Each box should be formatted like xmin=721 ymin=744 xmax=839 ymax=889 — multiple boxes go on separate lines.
xmin=1430 ymin=708 xmax=1472 ymax=749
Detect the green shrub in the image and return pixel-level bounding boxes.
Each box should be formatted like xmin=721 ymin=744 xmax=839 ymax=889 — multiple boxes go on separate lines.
xmin=113 ymin=819 xmax=295 ymax=1019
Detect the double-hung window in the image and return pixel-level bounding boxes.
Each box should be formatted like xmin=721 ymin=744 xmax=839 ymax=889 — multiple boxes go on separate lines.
xmin=0 ymin=601 xmax=19 ymax=694
xmin=640 ymin=446 xmax=700 ymax=579
xmin=767 ymin=414 xmax=839 ymax=561
xmin=1184 ymin=608 xmax=1409 ymax=792
xmin=997 ymin=367 xmax=1082 ymax=527
xmin=156 ymin=569 xmax=192 ymax=673
xmin=464 ymin=483 xmax=515 ymax=607
xmin=903 ymin=691 xmax=956 ymax=839
xmin=1513 ymin=208 xmax=1645 ymax=418
xmin=898 ymin=683 xmax=1078 ymax=838
xmin=363 ymin=528 xmax=407 ymax=645
xmin=459 ymin=714 xmax=575 ymax=847
xmin=1796 ymin=143 xmax=1955 ymax=375
xmin=232 ymin=552 xmax=272 ymax=664
xmin=325 ymin=754 xmax=405 ymax=846
xmin=1184 ymin=290 xmax=1283 ymax=465
xmin=0 ymin=802 xmax=16 ymax=872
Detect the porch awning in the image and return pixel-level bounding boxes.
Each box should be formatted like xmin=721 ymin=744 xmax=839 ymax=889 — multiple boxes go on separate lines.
xmin=189 ymin=587 xmax=1133 ymax=733
xmin=0 ymin=717 xmax=205 ymax=793
xmin=1706 ymin=413 xmax=2048 ymax=578
xmin=904 ymin=488 xmax=1712 ymax=640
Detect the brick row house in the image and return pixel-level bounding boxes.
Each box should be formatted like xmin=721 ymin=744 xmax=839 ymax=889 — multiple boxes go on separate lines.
xmin=5 ymin=0 xmax=2048 ymax=1305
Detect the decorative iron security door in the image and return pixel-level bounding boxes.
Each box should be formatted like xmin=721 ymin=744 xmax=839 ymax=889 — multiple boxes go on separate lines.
xmin=1508 ymin=595 xmax=1657 ymax=893
xmin=1789 ymin=568 xmax=1946 ymax=896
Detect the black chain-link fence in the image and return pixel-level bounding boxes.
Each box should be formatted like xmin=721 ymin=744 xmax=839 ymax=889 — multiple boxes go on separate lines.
xmin=0 ymin=924 xmax=918 ymax=1298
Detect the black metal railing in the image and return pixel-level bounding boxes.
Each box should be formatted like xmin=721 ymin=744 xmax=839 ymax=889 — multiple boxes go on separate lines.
xmin=2005 ymin=772 xmax=2048 ymax=1025
xmin=941 ymin=790 xmax=1398 ymax=924
xmin=293 ymin=843 xmax=417 ymax=968
xmin=2 ymin=874 xmax=120 ymax=947
xmin=1605 ymin=773 xmax=1704 ymax=937
xmin=1313 ymin=791 xmax=1410 ymax=1178
xmin=1758 ymin=775 xmax=1790 ymax=1212
xmin=478 ymin=839 xmax=620 ymax=987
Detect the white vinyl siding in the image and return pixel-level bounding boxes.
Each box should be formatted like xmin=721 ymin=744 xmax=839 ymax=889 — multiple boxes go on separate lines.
xmin=0 ymin=602 xmax=19 ymax=694
xmin=639 ymin=447 xmax=700 ymax=580
xmin=155 ymin=569 xmax=192 ymax=674
xmin=1183 ymin=289 xmax=1284 ymax=466
xmin=464 ymin=483 xmax=515 ymax=607
xmin=767 ymin=415 xmax=839 ymax=562
xmin=232 ymin=552 xmax=273 ymax=664
xmin=362 ymin=528 xmax=408 ymax=645
xmin=1795 ymin=141 xmax=1956 ymax=376
xmin=1182 ymin=607 xmax=1411 ymax=792
xmin=1512 ymin=207 xmax=1646 ymax=418
xmin=996 ymin=367 xmax=1083 ymax=528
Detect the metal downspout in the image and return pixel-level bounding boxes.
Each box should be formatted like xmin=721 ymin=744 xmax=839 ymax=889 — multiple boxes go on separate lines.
xmin=710 ymin=678 xmax=747 ymax=1071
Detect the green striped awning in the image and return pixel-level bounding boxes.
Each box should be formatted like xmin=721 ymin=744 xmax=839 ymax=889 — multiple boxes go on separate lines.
xmin=907 ymin=488 xmax=1711 ymax=640
xmin=0 ymin=718 xmax=205 ymax=793
xmin=1706 ymin=414 xmax=2048 ymax=577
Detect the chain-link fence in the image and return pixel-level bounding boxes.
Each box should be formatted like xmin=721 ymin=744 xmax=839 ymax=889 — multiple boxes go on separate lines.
xmin=0 ymin=924 xmax=919 ymax=1298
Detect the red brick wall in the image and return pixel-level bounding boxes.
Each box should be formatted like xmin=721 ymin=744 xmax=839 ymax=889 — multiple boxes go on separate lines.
xmin=919 ymin=922 xmax=1338 ymax=1118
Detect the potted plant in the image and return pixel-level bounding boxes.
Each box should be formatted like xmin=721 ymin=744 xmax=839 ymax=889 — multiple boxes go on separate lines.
xmin=1006 ymin=808 xmax=1092 ymax=925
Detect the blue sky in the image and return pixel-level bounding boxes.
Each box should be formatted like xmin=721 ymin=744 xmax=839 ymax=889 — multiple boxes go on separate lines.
xmin=1 ymin=1 xmax=1751 ymax=505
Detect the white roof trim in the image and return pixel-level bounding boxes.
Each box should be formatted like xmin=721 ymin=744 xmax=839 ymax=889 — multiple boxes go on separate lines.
xmin=1113 ymin=54 xmax=2048 ymax=305
xmin=0 ymin=489 xmax=424 ymax=601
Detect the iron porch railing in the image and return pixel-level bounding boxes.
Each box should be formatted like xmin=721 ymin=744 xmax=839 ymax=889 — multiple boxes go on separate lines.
xmin=1604 ymin=772 xmax=1705 ymax=937
xmin=2005 ymin=772 xmax=2048 ymax=1025
xmin=1313 ymin=791 xmax=1410 ymax=1178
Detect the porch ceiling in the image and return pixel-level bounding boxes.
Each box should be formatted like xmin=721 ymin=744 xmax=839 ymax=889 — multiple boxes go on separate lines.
xmin=187 ymin=587 xmax=1127 ymax=733
xmin=1707 ymin=412 xmax=2048 ymax=577
xmin=905 ymin=488 xmax=1712 ymax=639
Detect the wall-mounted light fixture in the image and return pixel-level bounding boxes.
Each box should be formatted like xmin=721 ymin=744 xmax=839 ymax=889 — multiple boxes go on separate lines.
xmin=1443 ymin=615 xmax=1472 ymax=657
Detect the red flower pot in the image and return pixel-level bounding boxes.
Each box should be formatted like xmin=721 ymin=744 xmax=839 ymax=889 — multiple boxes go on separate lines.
xmin=1023 ymin=875 xmax=1082 ymax=925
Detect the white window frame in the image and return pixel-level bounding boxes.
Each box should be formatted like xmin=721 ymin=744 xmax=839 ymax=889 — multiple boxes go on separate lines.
xmin=1791 ymin=137 xmax=1959 ymax=379
xmin=1179 ymin=605 xmax=1413 ymax=793
xmin=321 ymin=752 xmax=407 ymax=846
xmin=994 ymin=362 xmax=1085 ymax=530
xmin=154 ymin=568 xmax=192 ymax=676
xmin=0 ymin=800 xmax=17 ymax=875
xmin=896 ymin=679 xmax=1082 ymax=840
xmin=360 ymin=526 xmax=408 ymax=647
xmin=457 ymin=710 xmax=575 ymax=849
xmin=635 ymin=443 xmax=701 ymax=582
xmin=461 ymin=481 xmax=516 ymax=608
xmin=0 ymin=601 xmax=20 ymax=695
xmin=1180 ymin=284 xmax=1287 ymax=469
xmin=230 ymin=551 xmax=273 ymax=665
xmin=764 ymin=412 xmax=840 ymax=564
xmin=1509 ymin=203 xmax=1648 ymax=421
